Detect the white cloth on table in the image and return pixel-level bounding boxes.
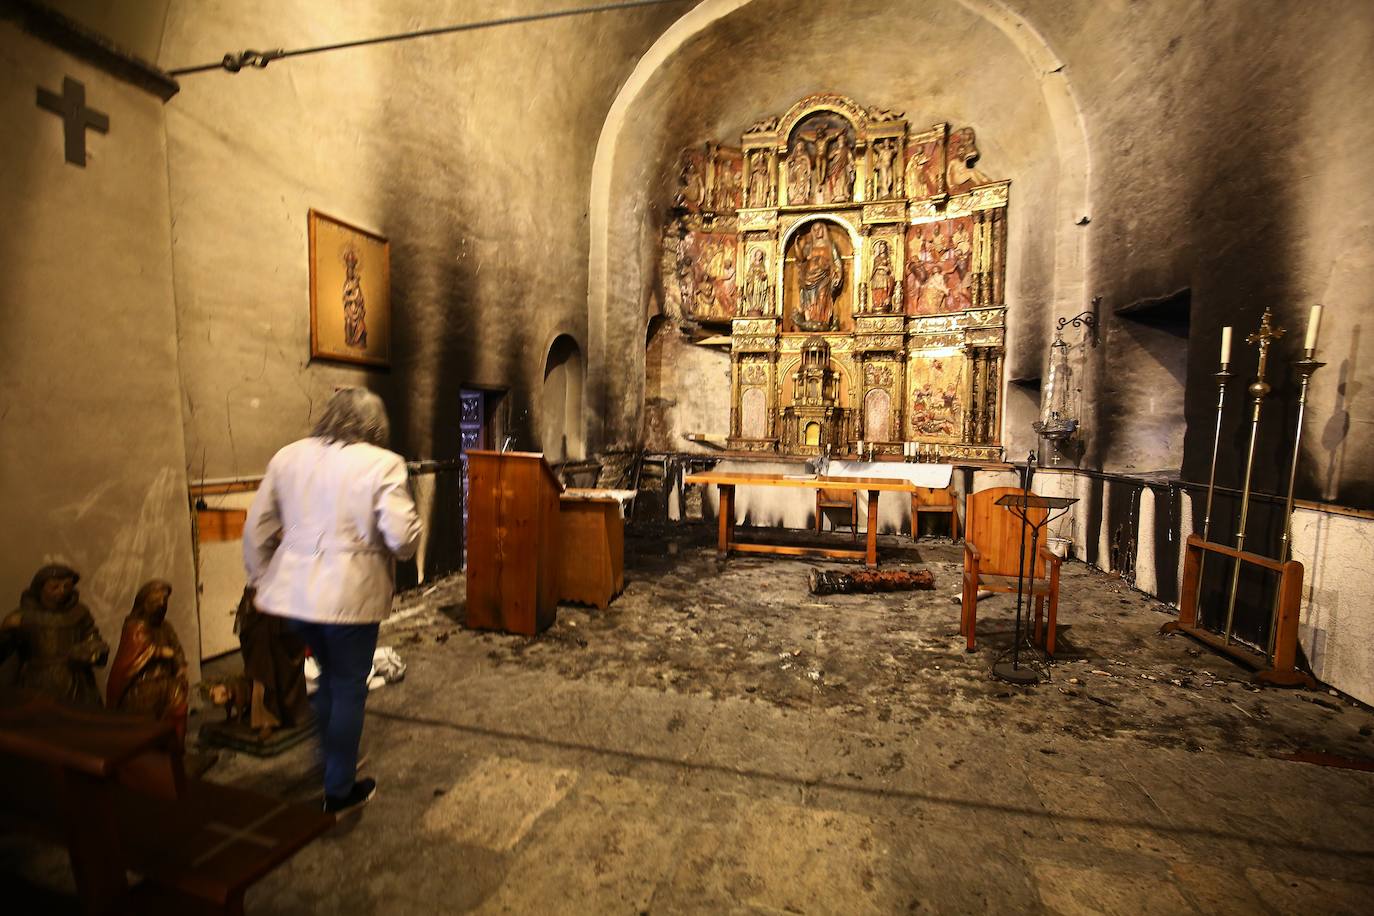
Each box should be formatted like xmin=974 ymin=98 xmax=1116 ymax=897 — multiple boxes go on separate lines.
xmin=699 ymin=459 xmax=951 ymax=533
xmin=562 ymin=487 xmax=637 ymax=518
xmin=818 ymin=460 xmax=953 ymax=490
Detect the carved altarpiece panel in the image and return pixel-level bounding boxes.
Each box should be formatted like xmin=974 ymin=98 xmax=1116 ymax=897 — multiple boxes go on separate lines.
xmin=662 ymin=94 xmax=1009 ymax=460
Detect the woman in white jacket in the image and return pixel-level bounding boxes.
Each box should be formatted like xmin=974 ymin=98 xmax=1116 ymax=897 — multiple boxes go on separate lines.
xmin=244 ymin=388 xmax=421 ymax=815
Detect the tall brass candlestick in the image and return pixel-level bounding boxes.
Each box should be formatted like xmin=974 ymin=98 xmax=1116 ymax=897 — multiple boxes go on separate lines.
xmin=1223 ymin=309 xmax=1285 ymax=644
xmin=1195 ymin=361 xmax=1233 ymax=611
xmin=1269 ymin=345 xmax=1324 ymax=658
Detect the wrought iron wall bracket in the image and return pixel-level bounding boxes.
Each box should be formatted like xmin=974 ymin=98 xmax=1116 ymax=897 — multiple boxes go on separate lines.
xmin=1056 ymin=297 xmax=1101 ymax=347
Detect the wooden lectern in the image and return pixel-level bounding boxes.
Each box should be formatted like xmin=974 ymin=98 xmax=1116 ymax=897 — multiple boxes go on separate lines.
xmin=557 ymin=491 xmax=625 ymax=609
xmin=465 ymin=450 xmax=563 ymax=636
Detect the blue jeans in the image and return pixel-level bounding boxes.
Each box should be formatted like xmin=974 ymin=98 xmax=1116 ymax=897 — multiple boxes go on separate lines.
xmin=287 ymin=620 xmax=379 ymax=798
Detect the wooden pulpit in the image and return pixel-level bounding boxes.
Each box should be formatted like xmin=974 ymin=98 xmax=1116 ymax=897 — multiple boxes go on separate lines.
xmin=464 ymin=450 xmax=563 ymax=636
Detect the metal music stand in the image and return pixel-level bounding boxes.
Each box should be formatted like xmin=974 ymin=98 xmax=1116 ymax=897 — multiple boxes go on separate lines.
xmin=992 ymin=490 xmax=1078 ymax=685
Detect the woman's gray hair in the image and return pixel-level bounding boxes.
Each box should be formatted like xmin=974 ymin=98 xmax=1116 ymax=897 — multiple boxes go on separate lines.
xmin=312 ymin=387 xmax=391 ymax=447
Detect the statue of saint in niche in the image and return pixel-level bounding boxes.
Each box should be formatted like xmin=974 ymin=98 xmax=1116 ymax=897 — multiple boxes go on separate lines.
xmin=106 ymin=580 xmax=189 ymax=741
xmin=1 ymin=565 xmax=108 ymax=706
xmin=341 ymin=247 xmax=367 ymax=349
xmin=742 ymin=249 xmax=771 ymax=316
xmin=908 ymin=235 xmax=949 ymax=314
xmin=873 ymin=139 xmax=899 ymax=199
xmin=868 ymin=240 xmax=895 ymax=313
xmin=791 ymin=222 xmax=844 ymax=331
xmin=786 ymin=143 xmax=813 ymax=205
xmin=747 ymin=152 xmax=773 ymax=207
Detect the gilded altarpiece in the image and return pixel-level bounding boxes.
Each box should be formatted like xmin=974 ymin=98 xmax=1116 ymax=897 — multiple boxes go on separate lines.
xmin=661 ymin=94 xmax=1008 ymax=460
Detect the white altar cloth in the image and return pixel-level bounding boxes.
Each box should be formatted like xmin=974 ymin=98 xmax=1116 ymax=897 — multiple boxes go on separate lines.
xmin=819 ymin=460 xmax=953 ymax=490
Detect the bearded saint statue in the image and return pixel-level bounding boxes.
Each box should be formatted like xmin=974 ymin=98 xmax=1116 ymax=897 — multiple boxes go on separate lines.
xmin=107 ymin=580 xmax=189 ymax=741
xmin=1 ymin=565 xmax=107 ymax=705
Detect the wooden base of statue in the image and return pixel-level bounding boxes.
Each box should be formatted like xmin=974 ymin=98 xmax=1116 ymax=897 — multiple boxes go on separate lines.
xmin=465 ymin=451 xmax=563 ymax=636
xmin=1160 ymin=534 xmax=1317 ymax=689
xmin=198 ymin=719 xmax=316 ymax=757
xmin=557 ymin=494 xmax=624 ymax=609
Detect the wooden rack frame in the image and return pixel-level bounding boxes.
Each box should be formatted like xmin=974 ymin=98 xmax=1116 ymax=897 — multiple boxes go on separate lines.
xmin=1161 ymin=534 xmax=1316 ymax=689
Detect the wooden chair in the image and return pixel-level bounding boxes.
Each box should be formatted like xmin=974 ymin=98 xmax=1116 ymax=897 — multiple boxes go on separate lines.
xmin=815 ymin=488 xmax=859 ymax=540
xmin=960 ymin=486 xmax=1062 ymax=655
xmin=910 ymin=486 xmax=961 ymax=542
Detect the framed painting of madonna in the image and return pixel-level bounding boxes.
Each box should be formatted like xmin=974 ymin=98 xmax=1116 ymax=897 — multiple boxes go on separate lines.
xmin=308 ymin=209 xmax=391 ymax=368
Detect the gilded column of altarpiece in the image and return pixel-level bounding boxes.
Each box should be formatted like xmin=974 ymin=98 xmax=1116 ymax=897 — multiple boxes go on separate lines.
xmin=660 ymin=94 xmax=1008 ymax=460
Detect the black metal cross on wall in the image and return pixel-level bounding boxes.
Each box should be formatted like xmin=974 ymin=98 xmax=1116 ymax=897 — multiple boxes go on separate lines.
xmin=36 ymin=76 xmax=109 ymax=167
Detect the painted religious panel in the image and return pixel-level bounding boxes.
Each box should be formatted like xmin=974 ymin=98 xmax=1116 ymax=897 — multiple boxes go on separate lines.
xmin=783 ymin=220 xmax=854 ymax=333
xmin=309 ymin=209 xmax=390 ymax=367
xmin=785 ymin=111 xmax=856 ymax=206
xmin=904 ymin=217 xmax=975 ymax=315
xmin=908 ymin=349 xmax=967 ymax=442
xmin=904 ymin=132 xmax=945 ymax=200
xmin=676 ymin=145 xmax=743 ymax=214
xmin=663 ymin=225 xmax=739 ymax=322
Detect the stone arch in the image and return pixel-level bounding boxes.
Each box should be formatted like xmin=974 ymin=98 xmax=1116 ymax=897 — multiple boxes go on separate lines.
xmin=541 ymin=333 xmax=585 ymax=461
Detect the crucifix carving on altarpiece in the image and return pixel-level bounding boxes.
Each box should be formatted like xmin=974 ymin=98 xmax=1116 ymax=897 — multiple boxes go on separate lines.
xmin=37 ymin=76 xmax=109 ymax=167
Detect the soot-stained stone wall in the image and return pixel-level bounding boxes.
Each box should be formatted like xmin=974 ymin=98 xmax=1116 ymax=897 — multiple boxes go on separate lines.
xmin=1025 ymin=0 xmax=1374 ymax=497
xmin=1 ymin=16 xmax=200 ymax=685
xmin=160 ymin=0 xmax=685 ymax=473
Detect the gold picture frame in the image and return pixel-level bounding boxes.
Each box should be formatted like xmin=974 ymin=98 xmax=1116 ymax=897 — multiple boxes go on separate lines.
xmin=308 ymin=209 xmax=391 ymax=368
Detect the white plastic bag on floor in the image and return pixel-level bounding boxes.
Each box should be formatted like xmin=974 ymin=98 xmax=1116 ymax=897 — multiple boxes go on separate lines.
xmin=301 ymin=648 xmax=405 ymax=694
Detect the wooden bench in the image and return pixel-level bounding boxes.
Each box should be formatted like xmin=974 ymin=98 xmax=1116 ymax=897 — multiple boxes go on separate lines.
xmin=0 ymin=690 xmax=333 ymax=915
xmin=116 ymin=777 xmax=336 ymax=915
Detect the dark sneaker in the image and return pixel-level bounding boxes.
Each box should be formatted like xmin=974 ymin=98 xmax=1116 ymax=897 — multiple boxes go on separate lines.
xmin=324 ymin=777 xmax=377 ymax=816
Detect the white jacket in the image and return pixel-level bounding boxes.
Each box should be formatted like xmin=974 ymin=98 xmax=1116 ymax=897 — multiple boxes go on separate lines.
xmin=243 ymin=437 xmax=422 ymax=624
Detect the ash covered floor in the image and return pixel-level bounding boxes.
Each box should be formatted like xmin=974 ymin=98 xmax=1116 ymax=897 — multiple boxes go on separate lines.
xmin=7 ymin=529 xmax=1374 ymax=914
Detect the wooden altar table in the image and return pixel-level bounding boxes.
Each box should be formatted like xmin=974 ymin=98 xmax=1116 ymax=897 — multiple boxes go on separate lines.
xmin=683 ymin=471 xmax=919 ymax=567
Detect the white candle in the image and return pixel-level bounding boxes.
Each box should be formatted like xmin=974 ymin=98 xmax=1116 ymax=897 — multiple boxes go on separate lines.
xmin=1304 ymin=305 xmax=1323 ymax=352
xmin=1220 ymin=326 xmax=1232 ymax=365
xmin=857 ymin=440 xmax=864 ymax=457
